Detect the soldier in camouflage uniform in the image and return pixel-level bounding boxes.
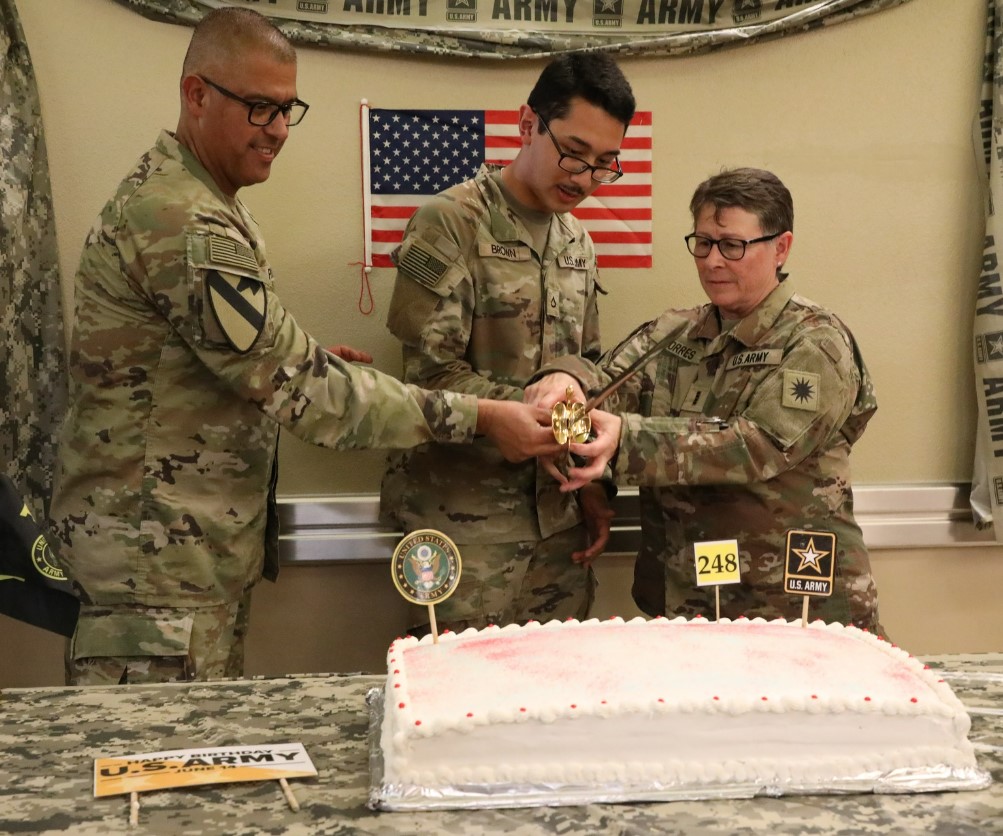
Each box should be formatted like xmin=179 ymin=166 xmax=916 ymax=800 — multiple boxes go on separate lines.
xmin=380 ymin=55 xmax=635 ymax=635
xmin=530 ymin=168 xmax=882 ymax=632
xmin=49 ymin=8 xmax=561 ymax=686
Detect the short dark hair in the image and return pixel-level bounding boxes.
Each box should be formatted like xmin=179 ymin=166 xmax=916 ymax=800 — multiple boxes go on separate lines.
xmin=527 ymin=54 xmax=636 ymax=129
xmin=689 ymin=168 xmax=794 ymax=235
xmin=182 ymin=7 xmax=295 ymax=79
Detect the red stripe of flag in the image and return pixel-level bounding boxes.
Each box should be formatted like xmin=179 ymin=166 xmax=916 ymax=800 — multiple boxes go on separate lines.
xmin=587 ymin=231 xmax=653 ymax=244
xmin=593 ymin=184 xmax=652 ymax=197
xmin=572 ymin=207 xmax=651 ymax=221
xmin=372 ymin=206 xmax=417 ymax=219
xmin=601 ymin=255 xmax=652 ymax=268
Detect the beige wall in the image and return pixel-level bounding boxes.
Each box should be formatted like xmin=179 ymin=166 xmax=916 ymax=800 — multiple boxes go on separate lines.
xmin=3 ymin=0 xmax=1002 ymax=689
xmin=15 ymin=0 xmax=989 ymax=491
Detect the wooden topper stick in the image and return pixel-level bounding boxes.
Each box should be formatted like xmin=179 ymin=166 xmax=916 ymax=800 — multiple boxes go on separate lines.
xmin=428 ymin=603 xmax=439 ymax=645
xmin=279 ymin=778 xmax=300 ymax=812
xmin=801 ymin=595 xmax=810 ymax=628
xmin=714 ymin=586 xmax=721 ymax=623
xmin=129 ymin=791 xmax=140 ymax=826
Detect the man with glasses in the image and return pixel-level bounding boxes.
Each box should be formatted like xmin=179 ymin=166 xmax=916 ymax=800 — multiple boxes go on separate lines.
xmin=51 ymin=8 xmax=562 ymax=685
xmin=381 ymin=55 xmax=636 ymax=638
xmin=528 ymin=168 xmax=883 ymax=633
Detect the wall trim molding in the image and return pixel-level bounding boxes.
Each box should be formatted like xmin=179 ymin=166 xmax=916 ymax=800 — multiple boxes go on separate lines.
xmin=277 ymin=483 xmax=998 ymax=565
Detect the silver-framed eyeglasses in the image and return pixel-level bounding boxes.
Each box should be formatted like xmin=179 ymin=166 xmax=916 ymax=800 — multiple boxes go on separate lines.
xmin=199 ymin=76 xmax=309 ymax=127
xmin=538 ymin=114 xmax=623 ymax=184
xmin=684 ymin=232 xmax=781 ymax=261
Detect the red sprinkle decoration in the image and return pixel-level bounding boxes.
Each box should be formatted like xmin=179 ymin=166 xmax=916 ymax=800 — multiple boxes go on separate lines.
xmin=657 ymin=698 xmax=665 ymax=703
xmin=394 ymin=684 xmax=400 ymax=689
xmin=713 ymin=696 xmax=720 ymax=701
xmin=519 ymin=707 xmax=527 ymax=713
xmin=570 ymin=704 xmax=577 ymax=709
xmin=393 ymin=669 xmax=400 ymax=674
xmin=466 ymin=712 xmax=474 ymax=718
xmin=601 ymin=700 xmax=608 ymax=705
xmin=398 ymin=702 xmax=405 ymax=709
xmin=911 ymin=697 xmax=918 ymax=703
xmin=761 ymin=696 xmax=768 ymax=701
xmin=811 ymin=695 xmax=818 ymax=700
xmin=415 ymin=720 xmax=421 ymax=726
xmin=864 ymin=697 xmax=872 ymax=702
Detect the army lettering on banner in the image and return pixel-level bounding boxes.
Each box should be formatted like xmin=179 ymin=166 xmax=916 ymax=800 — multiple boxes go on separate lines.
xmin=109 ymin=0 xmax=916 ymax=59
xmin=971 ymin=1 xmax=1003 ymax=538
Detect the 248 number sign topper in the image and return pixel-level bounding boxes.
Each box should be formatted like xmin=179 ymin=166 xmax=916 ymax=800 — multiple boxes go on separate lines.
xmin=693 ymin=539 xmax=741 ymax=622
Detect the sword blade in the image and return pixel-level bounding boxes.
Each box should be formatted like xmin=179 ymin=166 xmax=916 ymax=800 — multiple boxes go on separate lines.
xmin=583 ymin=331 xmax=677 ymax=412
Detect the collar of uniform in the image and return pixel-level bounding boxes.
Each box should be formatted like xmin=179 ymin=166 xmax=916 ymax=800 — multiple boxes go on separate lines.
xmin=157 ymin=129 xmax=240 ymax=208
xmin=692 ymin=279 xmax=797 ymax=347
xmin=479 ymin=164 xmax=578 ymax=255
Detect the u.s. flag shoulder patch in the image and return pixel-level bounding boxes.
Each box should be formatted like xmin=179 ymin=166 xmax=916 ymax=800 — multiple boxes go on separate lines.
xmin=397 ymin=240 xmax=450 ymax=289
xmin=206 ymin=270 xmax=267 ymax=354
xmin=207 ymin=233 xmax=259 ymax=274
xmin=781 ymin=369 xmax=820 ymax=412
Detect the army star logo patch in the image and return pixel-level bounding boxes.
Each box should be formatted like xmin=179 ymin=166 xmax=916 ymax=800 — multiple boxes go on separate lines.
xmin=781 ymin=369 xmax=820 ymax=411
xmin=207 ymin=270 xmax=267 ymax=353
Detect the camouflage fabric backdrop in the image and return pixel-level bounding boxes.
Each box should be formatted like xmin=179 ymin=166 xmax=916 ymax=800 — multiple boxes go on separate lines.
xmin=972 ymin=0 xmax=1003 ymax=538
xmin=0 ymin=0 xmax=67 ymax=520
xmin=110 ymin=0 xmax=914 ymax=59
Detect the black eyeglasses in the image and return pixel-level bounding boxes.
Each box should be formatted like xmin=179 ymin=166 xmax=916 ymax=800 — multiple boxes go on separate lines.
xmin=199 ymin=76 xmax=309 ymax=127
xmin=684 ymin=232 xmax=781 ymax=261
xmin=537 ymin=115 xmax=623 ymax=184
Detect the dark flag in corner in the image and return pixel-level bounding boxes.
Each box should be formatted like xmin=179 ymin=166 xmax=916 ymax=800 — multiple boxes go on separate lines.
xmin=0 ymin=474 xmax=79 ymax=636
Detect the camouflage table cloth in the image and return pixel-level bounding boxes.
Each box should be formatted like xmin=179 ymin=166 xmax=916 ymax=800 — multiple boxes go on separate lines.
xmin=0 ymin=655 xmax=999 ymax=834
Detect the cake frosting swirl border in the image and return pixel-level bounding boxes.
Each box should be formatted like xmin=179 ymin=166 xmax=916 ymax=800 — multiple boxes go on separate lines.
xmin=367 ymin=617 xmax=993 ymax=811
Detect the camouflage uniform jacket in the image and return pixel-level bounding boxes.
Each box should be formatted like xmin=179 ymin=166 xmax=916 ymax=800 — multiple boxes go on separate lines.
xmin=381 ymin=165 xmax=601 ymax=543
xmin=546 ymin=280 xmax=880 ymax=628
xmin=51 ymin=131 xmax=479 ymax=610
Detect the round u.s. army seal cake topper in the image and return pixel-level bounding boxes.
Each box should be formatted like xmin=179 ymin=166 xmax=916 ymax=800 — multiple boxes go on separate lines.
xmin=391 ymin=529 xmax=462 ymax=606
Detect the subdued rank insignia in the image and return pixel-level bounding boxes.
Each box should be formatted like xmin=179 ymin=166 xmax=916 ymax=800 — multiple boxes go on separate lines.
xmin=391 ymin=529 xmax=462 ymax=605
xmin=399 ymin=241 xmax=449 ymax=288
xmin=207 ymin=270 xmax=267 ymax=354
xmin=781 ymin=369 xmax=820 ymax=411
xmin=783 ymin=529 xmax=836 ymax=597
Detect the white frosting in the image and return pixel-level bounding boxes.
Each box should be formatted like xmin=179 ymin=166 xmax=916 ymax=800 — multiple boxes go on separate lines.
xmin=380 ymin=616 xmax=976 ymax=789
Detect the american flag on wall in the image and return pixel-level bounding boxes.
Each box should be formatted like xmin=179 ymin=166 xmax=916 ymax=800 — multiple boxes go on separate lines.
xmin=362 ymin=107 xmax=652 ymax=269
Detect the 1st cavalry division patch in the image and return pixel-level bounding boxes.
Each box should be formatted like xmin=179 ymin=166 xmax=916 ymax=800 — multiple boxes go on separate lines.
xmin=207 ymin=270 xmax=267 ymax=354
